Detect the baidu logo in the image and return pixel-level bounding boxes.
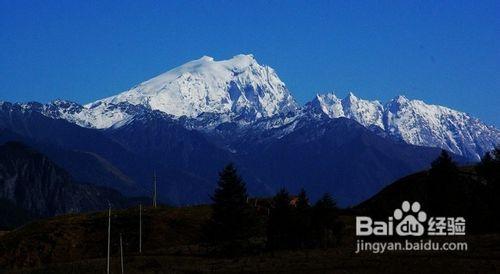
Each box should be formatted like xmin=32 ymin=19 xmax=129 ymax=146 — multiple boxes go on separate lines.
xmin=356 ymin=201 xmax=465 ymax=237
xmin=394 ymin=201 xmax=427 ymax=236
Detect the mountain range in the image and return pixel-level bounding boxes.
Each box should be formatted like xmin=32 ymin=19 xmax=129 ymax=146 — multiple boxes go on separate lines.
xmin=307 ymin=92 xmax=499 ymax=160
xmin=23 ymin=54 xmax=498 ymax=160
xmin=0 ymin=54 xmax=498 ymax=206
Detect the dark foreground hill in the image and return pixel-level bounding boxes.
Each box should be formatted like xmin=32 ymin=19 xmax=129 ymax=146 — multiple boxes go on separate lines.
xmin=1 ymin=148 xmax=498 ymax=272
xmin=0 ymin=206 xmax=499 ymax=273
xmin=0 ymin=142 xmax=145 ymax=228
xmin=355 ymin=166 xmax=498 ymax=233
xmin=0 ymin=205 xmax=211 ymax=269
xmin=0 ymin=198 xmax=32 ymax=230
xmin=1 ymin=156 xmax=500 ymax=272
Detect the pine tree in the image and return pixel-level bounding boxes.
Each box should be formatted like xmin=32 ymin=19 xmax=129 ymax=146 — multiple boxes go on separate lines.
xmin=428 ymin=150 xmax=459 ymax=213
xmin=430 ymin=150 xmax=458 ymax=180
xmin=266 ymin=188 xmax=293 ymax=250
xmin=476 ymin=147 xmax=500 ymax=188
xmin=294 ymin=188 xmax=311 ymax=248
xmin=203 ymin=164 xmax=257 ymax=254
xmin=311 ymin=193 xmax=341 ymax=248
xmin=476 ymin=147 xmax=500 ymax=231
xmin=296 ymin=188 xmax=310 ymax=210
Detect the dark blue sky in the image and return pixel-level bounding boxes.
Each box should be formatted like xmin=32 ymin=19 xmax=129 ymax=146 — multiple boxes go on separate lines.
xmin=1 ymin=1 xmax=499 ymax=126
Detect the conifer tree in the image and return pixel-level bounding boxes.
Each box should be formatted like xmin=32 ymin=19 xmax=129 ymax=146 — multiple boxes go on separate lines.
xmin=428 ymin=150 xmax=460 ymax=213
xmin=312 ymin=193 xmax=341 ymax=248
xmin=476 ymin=147 xmax=500 ymax=188
xmin=430 ymin=150 xmax=458 ymax=180
xmin=266 ymin=188 xmax=293 ymax=250
xmin=476 ymin=147 xmax=500 ymax=230
xmin=296 ymin=188 xmax=310 ymax=210
xmin=203 ymin=164 xmax=257 ymax=254
xmin=294 ymin=188 xmax=311 ymax=248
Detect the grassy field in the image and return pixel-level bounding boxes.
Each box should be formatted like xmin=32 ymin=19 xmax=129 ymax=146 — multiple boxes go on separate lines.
xmin=0 ymin=206 xmax=499 ymax=273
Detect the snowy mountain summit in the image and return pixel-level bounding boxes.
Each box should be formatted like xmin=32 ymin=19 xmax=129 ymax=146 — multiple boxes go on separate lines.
xmin=307 ymin=92 xmax=385 ymax=129
xmin=84 ymin=54 xmax=298 ymax=125
xmin=307 ymin=92 xmax=500 ymax=160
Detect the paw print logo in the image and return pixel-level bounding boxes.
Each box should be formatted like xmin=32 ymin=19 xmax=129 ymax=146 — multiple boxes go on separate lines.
xmin=394 ymin=201 xmax=427 ymax=236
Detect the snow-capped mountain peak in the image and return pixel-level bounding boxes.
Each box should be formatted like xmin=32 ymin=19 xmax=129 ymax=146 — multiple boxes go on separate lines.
xmin=307 ymin=92 xmax=384 ymax=128
xmin=309 ymin=93 xmax=343 ymax=118
xmin=341 ymin=92 xmax=384 ymax=128
xmin=87 ymin=54 xmax=297 ymax=121
xmin=345 ymin=92 xmax=358 ymax=101
xmin=392 ymin=94 xmax=409 ymax=103
xmin=308 ymin=93 xmax=499 ymax=160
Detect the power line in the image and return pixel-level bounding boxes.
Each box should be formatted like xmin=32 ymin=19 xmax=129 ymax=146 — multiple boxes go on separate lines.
xmin=107 ymin=203 xmax=111 ymax=274
xmin=139 ymin=204 xmax=142 ymax=254
xmin=120 ymin=233 xmax=124 ymax=274
xmin=152 ymin=170 xmax=157 ymax=208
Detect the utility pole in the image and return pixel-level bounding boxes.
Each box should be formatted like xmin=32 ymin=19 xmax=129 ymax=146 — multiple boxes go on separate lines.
xmin=152 ymin=170 xmax=157 ymax=208
xmin=139 ymin=203 xmax=142 ymax=254
xmin=107 ymin=204 xmax=111 ymax=274
xmin=120 ymin=233 xmax=124 ymax=274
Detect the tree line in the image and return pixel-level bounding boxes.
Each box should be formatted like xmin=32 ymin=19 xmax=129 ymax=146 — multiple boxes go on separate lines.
xmin=202 ymin=164 xmax=342 ymax=255
xmin=421 ymin=147 xmax=500 ymax=232
xmin=202 ymin=147 xmax=500 ymax=254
